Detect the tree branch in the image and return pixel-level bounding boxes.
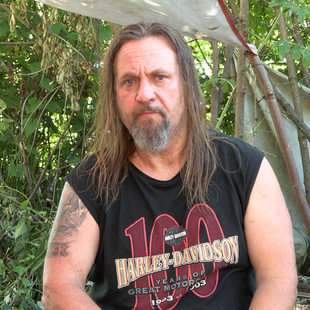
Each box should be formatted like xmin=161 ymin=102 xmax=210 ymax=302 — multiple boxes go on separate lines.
xmin=291 ymin=12 xmax=310 ymax=88
xmin=0 ymin=41 xmax=34 ymax=45
xmin=29 ymin=111 xmax=75 ymax=202
xmin=272 ymin=85 xmax=310 ymax=142
xmin=210 ymin=41 xmax=219 ymax=128
xmin=234 ymin=0 xmax=249 ymax=139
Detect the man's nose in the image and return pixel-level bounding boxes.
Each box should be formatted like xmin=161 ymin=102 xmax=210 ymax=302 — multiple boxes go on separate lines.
xmin=136 ymin=79 xmax=156 ymax=103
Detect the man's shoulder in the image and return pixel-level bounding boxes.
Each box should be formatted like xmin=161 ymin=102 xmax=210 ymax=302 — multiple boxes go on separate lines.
xmin=210 ymin=130 xmax=263 ymax=156
xmin=65 ymin=155 xmax=99 ymax=192
xmin=209 ymin=131 xmax=264 ymax=174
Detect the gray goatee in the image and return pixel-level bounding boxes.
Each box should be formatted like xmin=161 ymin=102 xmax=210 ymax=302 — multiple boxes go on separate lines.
xmin=131 ymin=118 xmax=171 ymax=154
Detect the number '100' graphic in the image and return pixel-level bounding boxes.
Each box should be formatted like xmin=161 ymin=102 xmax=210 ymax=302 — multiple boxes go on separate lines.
xmin=125 ymin=204 xmax=227 ymax=309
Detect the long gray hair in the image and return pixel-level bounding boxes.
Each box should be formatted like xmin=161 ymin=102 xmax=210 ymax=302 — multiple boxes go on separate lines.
xmin=88 ymin=22 xmax=217 ymax=208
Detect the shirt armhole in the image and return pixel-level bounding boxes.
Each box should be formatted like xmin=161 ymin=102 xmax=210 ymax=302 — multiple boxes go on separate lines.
xmin=65 ymin=168 xmax=101 ymax=226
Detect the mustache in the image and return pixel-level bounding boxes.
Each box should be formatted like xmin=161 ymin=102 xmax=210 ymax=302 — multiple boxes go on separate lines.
xmin=133 ymin=104 xmax=166 ymax=119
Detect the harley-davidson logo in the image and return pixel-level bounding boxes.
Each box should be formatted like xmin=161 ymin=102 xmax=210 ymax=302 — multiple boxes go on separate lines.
xmin=164 ymin=227 xmax=187 ymax=247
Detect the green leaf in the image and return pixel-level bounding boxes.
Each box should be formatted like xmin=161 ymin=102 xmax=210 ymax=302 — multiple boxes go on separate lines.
xmin=296 ymin=7 xmax=310 ymax=23
xmin=222 ymin=83 xmax=229 ymax=93
xmin=26 ymin=97 xmax=40 ymax=114
xmin=29 ymin=62 xmax=41 ymax=73
xmin=46 ymin=101 xmax=61 ymax=113
xmin=278 ymin=41 xmax=290 ymax=58
xmin=21 ymin=278 xmax=31 ymax=287
xmin=81 ymin=48 xmax=91 ymax=60
xmin=67 ymin=32 xmax=79 ymax=41
xmin=15 ymin=218 xmax=28 ymax=239
xmin=0 ymin=99 xmax=6 ymax=109
xmin=21 ymin=200 xmax=29 ymax=207
xmin=301 ymin=49 xmax=310 ymax=68
xmin=0 ymin=118 xmax=12 ymax=131
xmin=17 ymin=164 xmax=24 ymax=179
xmin=51 ymin=23 xmax=66 ymax=35
xmin=41 ymin=78 xmax=55 ymax=91
xmin=269 ymin=0 xmax=287 ymax=7
xmin=8 ymin=164 xmax=17 ymax=177
xmin=37 ymin=301 xmax=45 ymax=310
xmin=98 ymin=24 xmax=113 ymax=43
xmin=0 ymin=22 xmax=10 ymax=37
xmin=71 ymin=116 xmax=84 ymax=132
xmin=302 ymin=57 xmax=310 ymax=68
xmin=0 ymin=300 xmax=10 ymax=310
xmin=68 ymin=155 xmax=81 ymax=165
xmin=24 ymin=117 xmax=38 ymax=138
xmin=291 ymin=47 xmax=301 ymax=61
xmin=13 ymin=265 xmax=25 ymax=275
xmin=0 ymin=259 xmax=5 ymax=278
xmin=3 ymin=87 xmax=20 ymax=107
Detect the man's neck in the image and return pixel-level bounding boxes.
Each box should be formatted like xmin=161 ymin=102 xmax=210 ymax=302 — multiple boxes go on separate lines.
xmin=130 ymin=134 xmax=187 ymax=181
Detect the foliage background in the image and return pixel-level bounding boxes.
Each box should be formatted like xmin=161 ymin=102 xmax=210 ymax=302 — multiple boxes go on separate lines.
xmin=0 ymin=0 xmax=309 ymax=308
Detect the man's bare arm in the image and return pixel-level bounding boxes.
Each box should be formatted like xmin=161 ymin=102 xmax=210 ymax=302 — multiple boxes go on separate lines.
xmin=245 ymin=158 xmax=297 ymax=309
xmin=42 ymin=182 xmax=100 ymax=309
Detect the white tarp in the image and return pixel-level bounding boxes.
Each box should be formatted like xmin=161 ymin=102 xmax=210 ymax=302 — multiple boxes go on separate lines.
xmin=38 ymin=0 xmax=256 ymax=53
xmin=243 ymin=60 xmax=310 ymax=265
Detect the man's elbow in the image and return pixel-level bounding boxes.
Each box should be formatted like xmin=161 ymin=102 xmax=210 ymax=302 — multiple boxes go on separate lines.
xmin=292 ymin=270 xmax=298 ymax=301
xmin=42 ymin=275 xmax=70 ymax=310
xmin=41 ymin=277 xmax=69 ymax=309
xmin=280 ymin=268 xmax=298 ymax=306
xmin=41 ymin=281 xmax=54 ymax=310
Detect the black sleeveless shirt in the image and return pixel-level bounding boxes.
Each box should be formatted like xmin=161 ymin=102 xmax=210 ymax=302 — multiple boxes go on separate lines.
xmin=66 ymin=135 xmax=264 ymax=310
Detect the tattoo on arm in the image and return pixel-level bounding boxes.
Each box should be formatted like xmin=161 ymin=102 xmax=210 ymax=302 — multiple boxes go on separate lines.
xmin=49 ymin=242 xmax=70 ymax=257
xmin=56 ymin=193 xmax=88 ymax=236
xmin=47 ymin=190 xmax=88 ymax=258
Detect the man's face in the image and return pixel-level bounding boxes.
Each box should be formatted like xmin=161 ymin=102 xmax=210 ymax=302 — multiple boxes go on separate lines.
xmin=114 ymin=36 xmax=187 ymax=153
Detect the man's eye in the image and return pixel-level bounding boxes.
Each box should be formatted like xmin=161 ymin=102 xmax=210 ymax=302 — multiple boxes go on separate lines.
xmin=157 ymin=75 xmax=166 ymax=81
xmin=125 ymin=79 xmax=134 ymax=85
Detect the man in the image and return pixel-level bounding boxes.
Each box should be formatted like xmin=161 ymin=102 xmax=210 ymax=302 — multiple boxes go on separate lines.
xmin=42 ymin=23 xmax=297 ymax=309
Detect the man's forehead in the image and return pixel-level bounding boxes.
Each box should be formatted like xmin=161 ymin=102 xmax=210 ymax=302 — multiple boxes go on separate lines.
xmin=112 ymin=36 xmax=179 ymax=80
xmin=115 ymin=36 xmax=176 ymax=63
